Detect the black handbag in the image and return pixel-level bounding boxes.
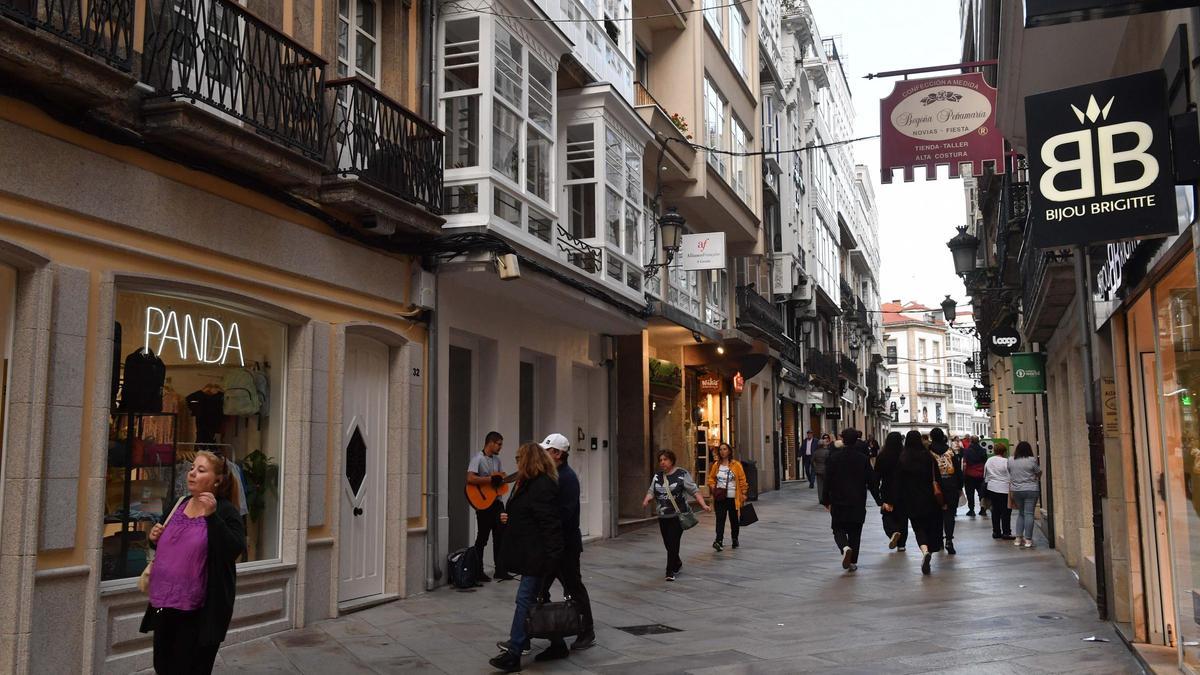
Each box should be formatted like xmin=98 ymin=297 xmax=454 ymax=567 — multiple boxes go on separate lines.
xmin=525 ymin=598 xmax=582 ymax=639
xmin=738 ymin=503 xmax=759 ymax=526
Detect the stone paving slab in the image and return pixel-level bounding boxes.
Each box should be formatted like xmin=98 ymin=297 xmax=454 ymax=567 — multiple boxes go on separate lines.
xmin=172 ymin=482 xmax=1141 ymax=674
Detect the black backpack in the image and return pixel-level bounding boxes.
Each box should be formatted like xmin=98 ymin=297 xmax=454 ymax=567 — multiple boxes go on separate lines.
xmin=447 ymin=547 xmax=482 ymax=589
xmin=120 ymin=348 xmax=166 ymax=412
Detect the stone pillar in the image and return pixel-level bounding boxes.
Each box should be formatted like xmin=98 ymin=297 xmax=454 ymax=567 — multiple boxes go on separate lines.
xmin=615 ymin=333 xmax=649 ymax=520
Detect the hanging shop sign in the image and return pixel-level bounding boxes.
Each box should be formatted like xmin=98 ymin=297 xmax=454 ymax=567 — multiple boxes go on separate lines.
xmin=680 ymin=232 xmax=726 ymax=271
xmin=144 ymin=306 xmax=245 ymax=366
xmin=1010 ymin=352 xmax=1047 ymax=394
xmin=1025 ymin=0 xmax=1200 ymax=28
xmin=1026 ymin=70 xmax=1177 ymax=248
xmin=987 ymin=325 xmax=1022 ymax=357
xmin=732 ymin=372 xmax=745 ymax=394
xmin=824 ymin=408 xmax=842 ymax=421
xmin=699 ymin=374 xmax=723 ymax=395
xmin=880 ymin=72 xmax=1005 ymax=183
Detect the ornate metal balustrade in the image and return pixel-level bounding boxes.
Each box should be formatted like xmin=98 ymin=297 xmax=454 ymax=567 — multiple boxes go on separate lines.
xmin=556 ymin=225 xmax=601 ymax=273
xmin=839 ymin=354 xmax=858 ymax=381
xmin=806 ymin=348 xmax=840 ymax=391
xmin=917 ymin=380 xmax=953 ymax=396
xmin=1 ymin=0 xmax=133 ymax=69
xmin=326 ymin=78 xmax=444 ymax=214
xmin=736 ymin=284 xmax=786 ymax=340
xmin=142 ymin=0 xmax=326 ymax=159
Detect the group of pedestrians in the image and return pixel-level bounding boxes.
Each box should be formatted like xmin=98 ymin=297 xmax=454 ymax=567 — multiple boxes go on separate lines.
xmin=978 ymin=439 xmax=1043 ymax=547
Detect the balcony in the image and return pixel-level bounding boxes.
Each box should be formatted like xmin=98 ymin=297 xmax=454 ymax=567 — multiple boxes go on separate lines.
xmin=1018 ymin=242 xmax=1074 ymax=344
xmin=839 ymin=354 xmax=858 ymax=381
xmin=633 ymin=81 xmax=696 ymax=178
xmin=320 ymin=78 xmax=445 ymax=235
xmin=917 ymin=380 xmax=953 ymax=396
xmin=806 ymin=348 xmax=839 ymax=393
xmin=141 ymin=0 xmax=327 ymax=186
xmin=736 ymin=284 xmax=787 ymax=347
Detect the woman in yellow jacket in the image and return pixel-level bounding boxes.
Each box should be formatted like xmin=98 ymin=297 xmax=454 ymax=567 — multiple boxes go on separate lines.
xmin=707 ymin=443 xmax=749 ymax=551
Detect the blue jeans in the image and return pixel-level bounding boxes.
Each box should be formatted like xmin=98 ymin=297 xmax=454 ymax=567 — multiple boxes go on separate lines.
xmin=1012 ymin=490 xmax=1039 ymax=541
xmin=507 ymin=574 xmax=543 ymax=656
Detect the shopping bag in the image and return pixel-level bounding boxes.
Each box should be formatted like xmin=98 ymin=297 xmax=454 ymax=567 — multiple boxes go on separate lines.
xmin=738 ymin=503 xmax=759 ymax=526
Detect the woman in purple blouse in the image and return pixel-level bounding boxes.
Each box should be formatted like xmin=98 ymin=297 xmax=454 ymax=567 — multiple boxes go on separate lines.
xmin=140 ymin=451 xmax=246 ymax=674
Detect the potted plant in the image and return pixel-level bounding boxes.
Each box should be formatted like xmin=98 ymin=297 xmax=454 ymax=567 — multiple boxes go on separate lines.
xmin=669 ymin=113 xmax=693 ymax=140
xmin=239 ymin=449 xmax=279 ymax=558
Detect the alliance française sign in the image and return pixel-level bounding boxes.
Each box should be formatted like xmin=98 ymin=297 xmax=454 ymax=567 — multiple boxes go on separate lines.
xmin=880 ymin=72 xmax=1005 ymax=183
xmin=680 ymin=232 xmax=726 ymax=271
xmin=1025 ymin=70 xmax=1177 ymax=248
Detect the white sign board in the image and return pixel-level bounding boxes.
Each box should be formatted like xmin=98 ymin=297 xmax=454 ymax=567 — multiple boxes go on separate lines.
xmin=680 ymin=232 xmax=726 ymax=271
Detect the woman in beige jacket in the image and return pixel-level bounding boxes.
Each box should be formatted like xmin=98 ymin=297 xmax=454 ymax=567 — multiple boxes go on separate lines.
xmin=707 ymin=443 xmax=749 ymax=551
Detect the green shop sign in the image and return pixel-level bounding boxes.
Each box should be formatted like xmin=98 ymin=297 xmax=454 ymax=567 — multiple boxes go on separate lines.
xmin=1011 ymin=352 xmax=1047 ymax=394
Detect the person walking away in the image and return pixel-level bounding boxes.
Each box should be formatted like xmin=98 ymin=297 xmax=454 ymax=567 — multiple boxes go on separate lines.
xmin=467 ymin=431 xmax=515 ymax=581
xmin=706 ymin=443 xmax=749 ymax=551
xmin=140 ymin=451 xmax=246 ymax=674
xmin=984 ymin=442 xmax=1014 ymax=540
xmin=882 ymin=431 xmax=944 ymax=575
xmin=643 ymin=450 xmax=710 ymax=580
xmin=875 ymin=431 xmax=908 ymax=552
xmin=929 ymin=428 xmax=962 ymax=555
xmin=489 ymin=443 xmax=564 ymax=673
xmin=530 ymin=434 xmax=596 ymax=658
xmin=962 ymin=436 xmax=988 ymax=517
xmin=811 ymin=433 xmax=832 ymax=498
xmin=820 ymin=428 xmax=880 ymax=572
xmin=800 ymin=431 xmax=818 ymax=487
xmin=1008 ymin=441 xmax=1042 ymax=548
xmin=866 ymin=437 xmax=881 ymax=467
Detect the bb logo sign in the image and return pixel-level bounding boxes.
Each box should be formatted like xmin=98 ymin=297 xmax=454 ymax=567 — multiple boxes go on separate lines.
xmin=1026 ymin=70 xmax=1177 ymax=248
xmin=988 ymin=326 xmax=1022 ymax=357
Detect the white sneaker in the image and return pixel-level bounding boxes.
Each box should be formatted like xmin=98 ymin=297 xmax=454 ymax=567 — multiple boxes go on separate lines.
xmin=1014 ymin=537 xmax=1025 ymax=546
xmin=848 ymin=563 xmax=858 ymax=572
xmin=841 ymin=546 xmax=853 ymax=569
xmin=1023 ymin=540 xmax=1034 ymax=549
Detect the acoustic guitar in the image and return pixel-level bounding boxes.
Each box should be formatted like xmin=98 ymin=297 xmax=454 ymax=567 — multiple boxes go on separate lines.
xmin=466 ymin=473 xmax=511 ymax=510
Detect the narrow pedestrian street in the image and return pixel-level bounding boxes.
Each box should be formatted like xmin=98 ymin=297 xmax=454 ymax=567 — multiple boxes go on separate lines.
xmin=203 ymin=483 xmax=1138 ymax=675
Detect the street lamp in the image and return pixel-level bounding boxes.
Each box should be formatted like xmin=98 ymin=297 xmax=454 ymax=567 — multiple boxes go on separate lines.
xmin=643 ymin=207 xmax=686 ymax=278
xmin=941 ymin=295 xmax=957 ymax=323
xmin=947 ymin=225 xmax=980 ymax=277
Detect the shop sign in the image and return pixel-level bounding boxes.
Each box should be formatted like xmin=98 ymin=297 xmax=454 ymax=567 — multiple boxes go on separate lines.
xmin=1010 ymin=353 xmax=1047 ymax=394
xmin=1026 ymin=70 xmax=1177 ymax=248
xmin=1025 ymin=1 xmax=1199 ymax=28
xmin=680 ymin=232 xmax=726 ymax=271
xmin=732 ymin=372 xmax=745 ymax=394
xmin=699 ymin=374 xmax=723 ymax=395
xmin=880 ymin=72 xmax=1005 ymax=183
xmin=987 ymin=325 xmax=1022 ymax=357
xmin=824 ymin=408 xmax=842 ymax=420
xmin=144 ymin=306 xmax=244 ymax=366
xmin=1102 ymin=377 xmax=1119 ymax=437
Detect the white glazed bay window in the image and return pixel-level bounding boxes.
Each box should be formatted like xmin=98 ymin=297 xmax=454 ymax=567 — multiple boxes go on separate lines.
xmin=439 ymin=13 xmax=557 ymax=244
xmin=704 ymin=77 xmax=726 ymax=177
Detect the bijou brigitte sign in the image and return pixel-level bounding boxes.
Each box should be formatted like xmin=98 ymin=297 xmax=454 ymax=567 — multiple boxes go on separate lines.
xmin=880 ymin=72 xmax=1005 ymax=183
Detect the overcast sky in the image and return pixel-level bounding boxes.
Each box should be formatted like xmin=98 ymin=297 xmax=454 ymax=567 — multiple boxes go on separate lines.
xmin=807 ymin=0 xmax=968 ymax=310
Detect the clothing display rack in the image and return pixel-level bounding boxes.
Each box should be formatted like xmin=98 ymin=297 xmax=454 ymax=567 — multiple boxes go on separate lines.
xmin=105 ymin=411 xmax=177 ymax=581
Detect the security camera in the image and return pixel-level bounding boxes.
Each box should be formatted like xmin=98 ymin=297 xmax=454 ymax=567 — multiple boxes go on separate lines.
xmin=496 ymin=253 xmax=521 ymax=280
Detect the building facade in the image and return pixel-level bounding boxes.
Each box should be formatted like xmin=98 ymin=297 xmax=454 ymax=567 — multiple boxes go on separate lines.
xmin=882 ymin=302 xmax=951 ymax=436
xmin=960 ymin=2 xmax=1200 ymax=671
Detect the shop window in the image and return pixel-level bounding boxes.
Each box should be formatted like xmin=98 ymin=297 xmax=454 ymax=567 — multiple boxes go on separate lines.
xmin=104 ymin=291 xmax=286 ymax=583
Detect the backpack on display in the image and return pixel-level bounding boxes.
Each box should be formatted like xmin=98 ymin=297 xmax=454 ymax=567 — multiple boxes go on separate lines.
xmin=447 ymin=546 xmax=482 ymax=589
xmin=222 ymin=368 xmax=262 ymax=415
xmin=120 ymin=348 xmax=165 ymax=412
xmin=251 ymin=369 xmax=270 ymax=416
xmin=935 ymin=451 xmax=955 ymax=478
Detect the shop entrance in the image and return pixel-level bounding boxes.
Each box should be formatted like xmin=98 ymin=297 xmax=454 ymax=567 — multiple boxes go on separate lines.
xmin=447 ymin=345 xmax=473 ymax=553
xmin=338 ymin=335 xmax=389 ymax=603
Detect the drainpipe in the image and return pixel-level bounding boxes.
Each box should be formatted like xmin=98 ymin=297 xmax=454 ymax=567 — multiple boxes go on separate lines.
xmin=606 ymin=335 xmax=619 ymax=538
xmin=419 ymin=0 xmax=436 ymax=119
xmin=424 ymin=265 xmax=441 ymax=590
xmin=1074 ymin=245 xmax=1108 ymax=620
xmin=1040 ymin=386 xmax=1056 ymax=549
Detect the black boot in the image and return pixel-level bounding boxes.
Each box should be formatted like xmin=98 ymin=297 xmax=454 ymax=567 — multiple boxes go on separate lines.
xmin=488 ymin=651 xmax=522 ymax=672
xmin=535 ymin=641 xmax=570 ymax=662
xmin=572 ymin=629 xmax=596 ymax=650
xmin=945 ymin=539 xmax=956 ymax=555
xmin=731 ymin=537 xmax=739 ymax=549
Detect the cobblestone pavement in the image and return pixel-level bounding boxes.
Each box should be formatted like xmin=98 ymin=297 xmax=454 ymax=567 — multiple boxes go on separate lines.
xmin=205 ymin=482 xmax=1142 ymax=674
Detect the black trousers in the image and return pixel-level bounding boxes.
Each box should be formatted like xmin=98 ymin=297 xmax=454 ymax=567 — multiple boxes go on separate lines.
xmin=964 ymin=476 xmax=986 ymax=512
xmin=474 ymin=501 xmax=506 ymax=573
xmin=988 ymin=490 xmax=1012 ymax=536
xmin=543 ymin=548 xmax=594 ymax=643
xmin=942 ymin=487 xmax=960 ymax=540
xmin=831 ymin=518 xmax=863 ymax=563
xmin=909 ymin=512 xmax=944 ymax=552
xmin=152 ymin=608 xmax=221 ymax=675
xmin=802 ymin=455 xmax=813 ymax=482
xmin=658 ymin=517 xmax=683 ymax=574
xmin=714 ymin=498 xmax=739 ymax=543
xmin=882 ymin=508 xmax=908 ymax=547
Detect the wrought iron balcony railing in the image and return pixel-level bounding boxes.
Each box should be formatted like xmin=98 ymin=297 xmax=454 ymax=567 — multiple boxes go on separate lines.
xmin=917 ymin=380 xmax=952 ymax=396
xmin=327 ymin=78 xmax=444 ymax=214
xmin=556 ymin=225 xmax=601 ymax=274
xmin=1 ymin=0 xmax=133 ymax=69
xmin=736 ymin=284 xmax=786 ymax=341
xmin=806 ymin=348 xmax=839 ymax=391
xmin=142 ymin=0 xmax=326 ymax=159
xmin=839 ymin=354 xmax=858 ymax=381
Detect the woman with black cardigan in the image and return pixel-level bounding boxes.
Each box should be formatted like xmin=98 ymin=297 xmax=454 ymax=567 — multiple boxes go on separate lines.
xmin=140 ymin=450 xmax=246 ymax=674
xmin=882 ymin=431 xmax=945 ymax=575
xmin=875 ymin=432 xmax=907 ymax=551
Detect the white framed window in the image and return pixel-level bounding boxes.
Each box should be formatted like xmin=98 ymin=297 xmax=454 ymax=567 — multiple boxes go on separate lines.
xmin=703 ymin=0 xmax=722 ymax=37
xmin=706 ymin=269 xmax=728 ymax=329
xmin=731 ymin=116 xmax=749 ymax=203
xmin=704 ymin=77 xmax=726 ymax=176
xmin=564 ymin=124 xmax=597 ymax=240
xmin=728 ymin=3 xmax=747 ymax=77
xmin=337 ymin=0 xmax=379 ymax=82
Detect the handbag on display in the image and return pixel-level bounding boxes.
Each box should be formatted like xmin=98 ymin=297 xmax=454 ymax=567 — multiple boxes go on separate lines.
xmin=661 ymin=473 xmax=698 ymax=530
xmin=525 ymin=597 xmax=582 ymax=640
xmin=138 ymin=497 xmax=185 ymax=594
xmin=738 ymin=502 xmax=759 ymax=526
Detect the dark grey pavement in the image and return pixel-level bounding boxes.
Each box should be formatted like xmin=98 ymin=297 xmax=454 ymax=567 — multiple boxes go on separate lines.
xmin=204 ymin=482 xmax=1142 ymax=674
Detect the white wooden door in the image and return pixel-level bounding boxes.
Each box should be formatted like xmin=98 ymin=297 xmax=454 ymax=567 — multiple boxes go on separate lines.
xmin=339 ymin=335 xmax=388 ymax=603
xmin=572 ymin=367 xmax=591 ymax=538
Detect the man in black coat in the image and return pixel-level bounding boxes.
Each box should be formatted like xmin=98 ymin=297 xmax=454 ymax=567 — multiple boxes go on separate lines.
xmin=820 ymin=428 xmax=881 ymax=572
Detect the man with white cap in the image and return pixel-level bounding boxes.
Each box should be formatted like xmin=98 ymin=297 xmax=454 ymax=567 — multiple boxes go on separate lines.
xmin=534 ymin=433 xmax=595 ymax=658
